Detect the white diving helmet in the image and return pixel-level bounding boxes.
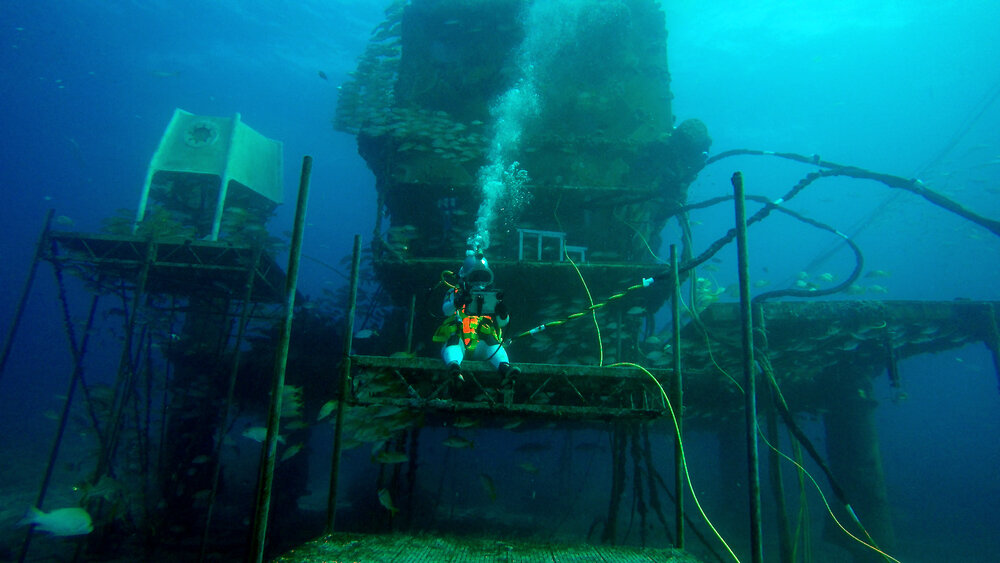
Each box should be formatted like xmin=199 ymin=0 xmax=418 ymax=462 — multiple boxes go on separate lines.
xmin=459 ymin=251 xmax=493 ymax=291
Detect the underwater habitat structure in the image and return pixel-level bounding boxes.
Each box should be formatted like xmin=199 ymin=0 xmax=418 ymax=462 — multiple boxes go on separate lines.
xmin=335 ymin=0 xmax=711 ymax=364
xmin=3 ymin=0 xmax=1000 ymax=562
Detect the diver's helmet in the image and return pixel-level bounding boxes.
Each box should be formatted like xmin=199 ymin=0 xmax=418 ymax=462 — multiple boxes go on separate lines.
xmin=459 ymin=251 xmax=493 ymax=291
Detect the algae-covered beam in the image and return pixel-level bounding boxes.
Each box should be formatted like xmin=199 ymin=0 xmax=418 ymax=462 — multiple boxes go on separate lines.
xmin=199 ymin=245 xmax=262 ymax=561
xmin=0 ymin=209 xmax=53 ymax=384
xmin=352 ymin=355 xmax=667 ymax=381
xmin=733 ymin=171 xmax=764 ymax=563
xmin=99 ymin=237 xmax=157 ymax=478
xmin=327 ymin=234 xmax=363 ymax=533
xmin=18 ymin=294 xmax=99 ymax=563
xmin=248 ymin=156 xmax=312 ymax=563
xmin=352 ymin=396 xmax=665 ymax=421
xmin=670 ymin=244 xmax=685 ymax=548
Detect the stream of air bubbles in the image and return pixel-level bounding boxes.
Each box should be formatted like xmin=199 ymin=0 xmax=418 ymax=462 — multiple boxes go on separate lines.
xmin=467 ymin=0 xmax=585 ymax=253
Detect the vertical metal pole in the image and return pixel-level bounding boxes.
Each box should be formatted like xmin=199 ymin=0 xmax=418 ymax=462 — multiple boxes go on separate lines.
xmin=987 ymin=305 xmax=1000 ymax=393
xmin=327 ymin=234 xmax=362 ymax=533
xmin=670 ymin=244 xmax=684 ymax=548
xmin=248 ymin=156 xmax=312 ymax=563
xmin=406 ymin=294 xmax=416 ymax=355
xmin=199 ymin=245 xmax=262 ymax=562
xmin=17 ymin=294 xmax=99 ymax=563
xmin=99 ymin=239 xmax=157 ymax=477
xmin=0 ymin=209 xmax=53 ymax=384
xmin=733 ymin=171 xmax=764 ymax=563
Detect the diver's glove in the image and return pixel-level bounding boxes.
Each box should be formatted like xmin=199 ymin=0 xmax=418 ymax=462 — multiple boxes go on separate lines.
xmin=494 ymin=300 xmax=508 ymax=320
xmin=454 ymin=290 xmax=471 ymax=308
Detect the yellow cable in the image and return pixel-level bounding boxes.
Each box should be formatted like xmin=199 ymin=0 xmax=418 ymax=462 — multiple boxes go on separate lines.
xmin=530 ymin=203 xmax=893 ymax=560
xmin=553 ymin=194 xmax=603 ymax=365
xmin=701 ymin=346 xmax=899 ymax=563
xmin=793 ymin=439 xmax=813 ymax=563
xmin=756 ymin=430 xmax=900 ymax=563
xmin=676 ymin=292 xmax=743 ymax=393
xmin=563 ymin=250 xmax=604 ymax=366
xmin=755 ymin=356 xmax=893 ymax=561
xmin=617 ymin=213 xmax=667 ymax=264
xmin=528 ymin=205 xmax=891 ymax=561
xmin=510 ymin=278 xmax=650 ymax=341
xmin=440 ymin=269 xmax=459 ymax=290
xmin=550 ymin=224 xmax=741 ymax=560
xmin=611 ymin=361 xmax=742 ymax=563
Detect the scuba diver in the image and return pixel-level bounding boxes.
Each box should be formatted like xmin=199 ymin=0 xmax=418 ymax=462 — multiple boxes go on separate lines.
xmin=434 ymin=250 xmax=520 ymax=380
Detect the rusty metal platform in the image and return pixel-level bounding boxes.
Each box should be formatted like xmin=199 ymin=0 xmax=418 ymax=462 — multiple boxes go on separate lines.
xmin=43 ymin=230 xmax=288 ymax=303
xmin=350 ymin=355 xmax=670 ymax=422
xmin=348 ymin=299 xmax=999 ymax=426
xmin=676 ymin=299 xmax=1000 ymax=422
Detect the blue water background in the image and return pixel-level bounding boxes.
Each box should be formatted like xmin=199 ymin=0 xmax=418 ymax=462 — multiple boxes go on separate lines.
xmin=1 ymin=1 xmax=998 ymax=561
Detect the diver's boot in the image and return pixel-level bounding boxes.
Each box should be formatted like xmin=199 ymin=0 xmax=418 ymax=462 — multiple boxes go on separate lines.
xmin=498 ymin=362 xmax=521 ymax=382
xmin=448 ymin=362 xmax=464 ymax=382
xmin=498 ymin=363 xmax=519 ymax=405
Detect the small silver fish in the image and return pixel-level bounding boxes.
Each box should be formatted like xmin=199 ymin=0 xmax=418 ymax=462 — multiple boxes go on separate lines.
xmin=73 ymin=474 xmax=122 ymax=503
xmin=377 ymin=488 xmax=398 ymax=515
xmin=502 ymin=419 xmax=523 ymax=430
xmin=442 ymin=436 xmax=474 ymax=449
xmin=374 ymin=450 xmax=408 ymax=464
xmin=241 ymin=426 xmax=285 ymax=444
xmin=281 ymin=443 xmax=304 ymax=462
xmin=317 ymin=400 xmax=337 ymax=422
xmin=453 ymin=417 xmax=478 ymax=429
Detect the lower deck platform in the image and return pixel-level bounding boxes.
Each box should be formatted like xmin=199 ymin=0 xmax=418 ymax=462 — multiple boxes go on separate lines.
xmin=347 ymin=299 xmax=1000 ymax=426
xmin=350 ymin=355 xmax=670 ymax=422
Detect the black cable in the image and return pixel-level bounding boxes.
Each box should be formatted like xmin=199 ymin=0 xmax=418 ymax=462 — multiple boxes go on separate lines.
xmin=650 ymin=169 xmax=834 ymax=286
xmin=705 ymin=142 xmax=1000 ymax=256
xmin=748 ymin=199 xmax=864 ymax=304
xmin=508 ymin=178 xmax=862 ymax=344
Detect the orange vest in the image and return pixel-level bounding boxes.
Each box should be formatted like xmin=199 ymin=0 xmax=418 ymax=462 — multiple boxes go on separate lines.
xmin=433 ymin=295 xmax=499 ymax=350
xmin=461 ymin=314 xmax=482 ymax=347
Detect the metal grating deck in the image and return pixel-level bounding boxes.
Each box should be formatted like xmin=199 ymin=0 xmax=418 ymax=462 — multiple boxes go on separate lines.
xmin=273 ymin=533 xmax=704 ymax=563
